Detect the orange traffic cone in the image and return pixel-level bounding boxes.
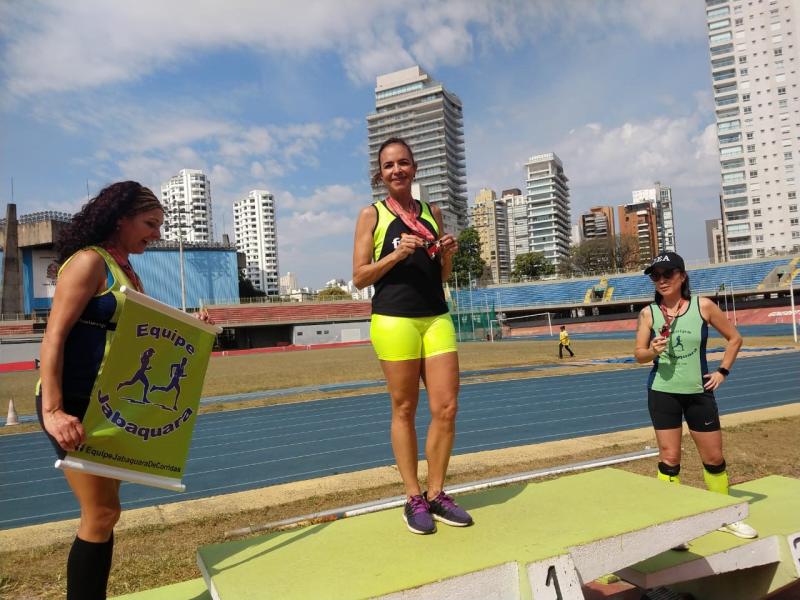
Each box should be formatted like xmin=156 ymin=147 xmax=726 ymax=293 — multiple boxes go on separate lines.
xmin=6 ymin=398 xmax=19 ymax=426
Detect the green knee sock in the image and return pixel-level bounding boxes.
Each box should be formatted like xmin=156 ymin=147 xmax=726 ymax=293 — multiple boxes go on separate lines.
xmin=703 ymin=462 xmax=729 ymax=495
xmin=657 ymin=462 xmax=681 ymax=484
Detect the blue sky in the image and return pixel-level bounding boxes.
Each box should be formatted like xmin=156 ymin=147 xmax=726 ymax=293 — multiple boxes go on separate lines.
xmin=0 ymin=1 xmax=719 ymax=288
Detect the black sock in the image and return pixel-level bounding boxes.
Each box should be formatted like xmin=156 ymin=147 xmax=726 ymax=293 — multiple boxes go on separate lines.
xmin=67 ymin=533 xmax=114 ymax=600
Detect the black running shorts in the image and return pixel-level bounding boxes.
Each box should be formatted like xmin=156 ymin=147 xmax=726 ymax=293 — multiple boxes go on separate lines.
xmin=647 ymin=389 xmax=721 ymax=432
xmin=36 ymin=390 xmax=90 ymax=460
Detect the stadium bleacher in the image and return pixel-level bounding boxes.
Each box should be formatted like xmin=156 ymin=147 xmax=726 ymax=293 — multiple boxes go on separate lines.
xmin=452 ymin=257 xmax=796 ymax=310
xmin=451 ymin=279 xmax=595 ymax=310
xmin=207 ymin=301 xmax=371 ymax=326
xmin=609 ymin=258 xmax=788 ymax=301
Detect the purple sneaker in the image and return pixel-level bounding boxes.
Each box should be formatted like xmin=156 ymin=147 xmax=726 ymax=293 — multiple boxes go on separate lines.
xmin=425 ymin=491 xmax=474 ymax=527
xmin=403 ymin=495 xmax=435 ymax=534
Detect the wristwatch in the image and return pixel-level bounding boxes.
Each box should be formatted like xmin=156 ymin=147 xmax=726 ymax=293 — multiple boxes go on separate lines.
xmin=717 ymin=367 xmax=730 ymax=377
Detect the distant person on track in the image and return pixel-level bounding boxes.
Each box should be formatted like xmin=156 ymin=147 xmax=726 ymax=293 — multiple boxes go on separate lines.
xmin=37 ymin=181 xmax=164 ymax=599
xmin=634 ymin=251 xmax=757 ymax=543
xmin=558 ymin=325 xmax=574 ymax=358
xmin=352 ymin=137 xmax=473 ymax=535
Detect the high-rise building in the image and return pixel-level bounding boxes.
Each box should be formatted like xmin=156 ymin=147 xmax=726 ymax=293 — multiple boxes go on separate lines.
xmin=470 ymin=188 xmax=510 ymax=284
xmin=367 ymin=65 xmax=468 ymax=234
xmin=706 ymin=0 xmax=800 ymax=258
xmin=579 ymin=206 xmax=616 ymax=241
xmin=618 ymin=200 xmax=659 ymax=266
xmin=632 ymin=182 xmax=676 ymax=253
xmin=500 ymin=188 xmax=528 ymax=272
xmin=161 ymin=169 xmax=213 ymax=243
xmin=279 ymin=272 xmax=298 ymax=295
xmin=705 ymin=218 xmax=726 ymax=263
xmin=233 ymin=190 xmax=279 ymax=295
xmin=525 ymin=153 xmax=571 ymax=268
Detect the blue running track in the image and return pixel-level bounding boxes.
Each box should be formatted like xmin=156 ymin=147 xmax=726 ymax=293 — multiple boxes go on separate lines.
xmin=1 ymin=352 xmax=797 ymax=529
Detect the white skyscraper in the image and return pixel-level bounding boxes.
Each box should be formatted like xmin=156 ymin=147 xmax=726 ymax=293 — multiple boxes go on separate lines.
xmin=367 ymin=65 xmax=468 ymax=234
xmin=233 ymin=190 xmax=279 ymax=295
xmin=632 ymin=181 xmax=676 ymax=253
xmin=707 ymin=0 xmax=800 ymax=258
xmin=525 ymin=152 xmax=571 ymax=268
xmin=501 ymin=188 xmax=528 ymax=270
xmin=160 ymin=169 xmax=213 ymax=243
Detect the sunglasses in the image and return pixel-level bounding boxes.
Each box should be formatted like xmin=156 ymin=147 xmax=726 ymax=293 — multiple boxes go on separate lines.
xmin=649 ymin=269 xmax=679 ymax=282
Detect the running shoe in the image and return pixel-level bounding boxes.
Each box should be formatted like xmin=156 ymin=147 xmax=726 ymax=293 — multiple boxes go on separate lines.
xmin=718 ymin=520 xmax=758 ymax=539
xmin=425 ymin=491 xmax=474 ymax=527
xmin=403 ymin=495 xmax=435 ymax=535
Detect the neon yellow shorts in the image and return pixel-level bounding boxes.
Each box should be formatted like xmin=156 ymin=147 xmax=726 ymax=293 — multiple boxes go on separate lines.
xmin=370 ymin=313 xmax=457 ymax=361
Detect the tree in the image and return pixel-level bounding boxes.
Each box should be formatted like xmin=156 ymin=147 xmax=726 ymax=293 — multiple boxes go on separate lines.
xmin=560 ymin=234 xmax=641 ymax=277
xmin=614 ymin=234 xmax=640 ymax=272
xmin=238 ymin=272 xmax=266 ymax=299
xmin=449 ymin=227 xmax=486 ymax=287
xmin=317 ymin=287 xmax=351 ymax=300
xmin=511 ymin=252 xmax=555 ymax=281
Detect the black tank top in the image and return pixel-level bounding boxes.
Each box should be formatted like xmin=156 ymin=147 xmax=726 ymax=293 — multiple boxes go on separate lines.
xmin=370 ymin=200 xmax=449 ymax=317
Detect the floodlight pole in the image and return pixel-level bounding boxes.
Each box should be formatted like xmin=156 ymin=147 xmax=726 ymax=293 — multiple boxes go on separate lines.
xmin=178 ymin=209 xmax=187 ymax=312
xmin=791 ymin=275 xmax=798 ymax=343
xmin=730 ymin=282 xmax=737 ymax=325
xmin=454 ymin=271 xmax=462 ymax=341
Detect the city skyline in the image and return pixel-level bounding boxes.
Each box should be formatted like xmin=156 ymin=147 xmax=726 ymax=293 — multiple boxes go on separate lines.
xmin=2 ymin=2 xmax=730 ymax=287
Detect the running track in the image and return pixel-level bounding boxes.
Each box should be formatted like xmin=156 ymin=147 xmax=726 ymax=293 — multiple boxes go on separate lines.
xmin=1 ymin=352 xmax=797 ymax=529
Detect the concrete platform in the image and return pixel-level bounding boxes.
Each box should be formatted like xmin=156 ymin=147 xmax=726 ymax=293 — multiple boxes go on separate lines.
xmin=193 ymin=468 xmax=746 ymax=599
xmin=619 ymin=475 xmax=800 ymax=600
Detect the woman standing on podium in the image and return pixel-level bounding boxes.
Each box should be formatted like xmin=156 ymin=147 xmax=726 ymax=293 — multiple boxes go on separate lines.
xmin=352 ymin=137 xmax=473 ymax=535
xmin=37 ymin=181 xmax=164 ymax=599
xmin=634 ymin=251 xmax=757 ymax=543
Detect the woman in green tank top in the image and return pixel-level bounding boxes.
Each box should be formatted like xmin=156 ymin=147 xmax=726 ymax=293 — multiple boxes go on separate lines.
xmin=634 ymin=252 xmax=757 ymax=542
xmin=38 ymin=182 xmax=165 ymax=599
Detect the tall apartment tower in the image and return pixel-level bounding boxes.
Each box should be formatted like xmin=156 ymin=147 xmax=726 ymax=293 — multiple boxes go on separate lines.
xmin=233 ymin=190 xmax=279 ymax=295
xmin=705 ymin=218 xmax=727 ymax=263
xmin=580 ymin=206 xmax=616 ymax=241
xmin=470 ymin=188 xmax=510 ymax=284
xmin=500 ymin=188 xmax=528 ymax=272
xmin=618 ymin=201 xmax=660 ymax=266
xmin=367 ymin=66 xmax=468 ymax=234
xmin=632 ymin=182 xmax=676 ymax=252
xmin=161 ymin=169 xmax=214 ymax=243
xmin=525 ymin=152 xmax=571 ymax=268
xmin=706 ymin=0 xmax=800 ymax=258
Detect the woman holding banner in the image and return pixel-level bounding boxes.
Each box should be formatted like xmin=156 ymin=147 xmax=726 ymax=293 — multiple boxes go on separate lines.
xmin=352 ymin=137 xmax=472 ymax=535
xmin=37 ymin=181 xmax=164 ymax=599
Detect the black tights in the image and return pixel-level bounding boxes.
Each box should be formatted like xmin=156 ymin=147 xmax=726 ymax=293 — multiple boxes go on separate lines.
xmin=67 ymin=533 xmax=114 ymax=600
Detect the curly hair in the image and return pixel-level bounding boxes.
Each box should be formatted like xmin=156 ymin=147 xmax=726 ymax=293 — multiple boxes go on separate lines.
xmin=371 ymin=137 xmax=417 ymax=187
xmin=55 ymin=181 xmax=163 ymax=262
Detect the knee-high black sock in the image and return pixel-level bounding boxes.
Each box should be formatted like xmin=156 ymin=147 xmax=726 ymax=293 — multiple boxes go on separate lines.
xmin=67 ymin=533 xmax=114 ymax=600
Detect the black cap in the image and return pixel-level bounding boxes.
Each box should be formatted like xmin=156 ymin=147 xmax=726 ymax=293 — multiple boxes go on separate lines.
xmin=644 ymin=251 xmax=685 ymax=275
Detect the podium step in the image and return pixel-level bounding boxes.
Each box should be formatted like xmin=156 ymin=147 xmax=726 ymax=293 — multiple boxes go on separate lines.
xmin=618 ymin=475 xmax=800 ymax=600
xmin=195 ymin=468 xmax=746 ymax=599
xmin=111 ymin=577 xmax=210 ymax=599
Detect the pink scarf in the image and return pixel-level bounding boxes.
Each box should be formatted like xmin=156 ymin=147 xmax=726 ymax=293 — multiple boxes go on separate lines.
xmin=385 ymin=197 xmax=436 ymax=243
xmin=103 ymin=245 xmax=145 ymax=293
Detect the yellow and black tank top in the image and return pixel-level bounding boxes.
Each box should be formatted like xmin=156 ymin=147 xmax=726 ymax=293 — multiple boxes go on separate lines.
xmin=54 ymin=246 xmax=135 ymax=399
xmin=371 ymin=200 xmax=449 ymax=317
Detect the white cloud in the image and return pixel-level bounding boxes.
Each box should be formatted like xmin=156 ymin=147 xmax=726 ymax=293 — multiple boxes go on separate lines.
xmin=1 ymin=1 xmax=707 ymax=96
